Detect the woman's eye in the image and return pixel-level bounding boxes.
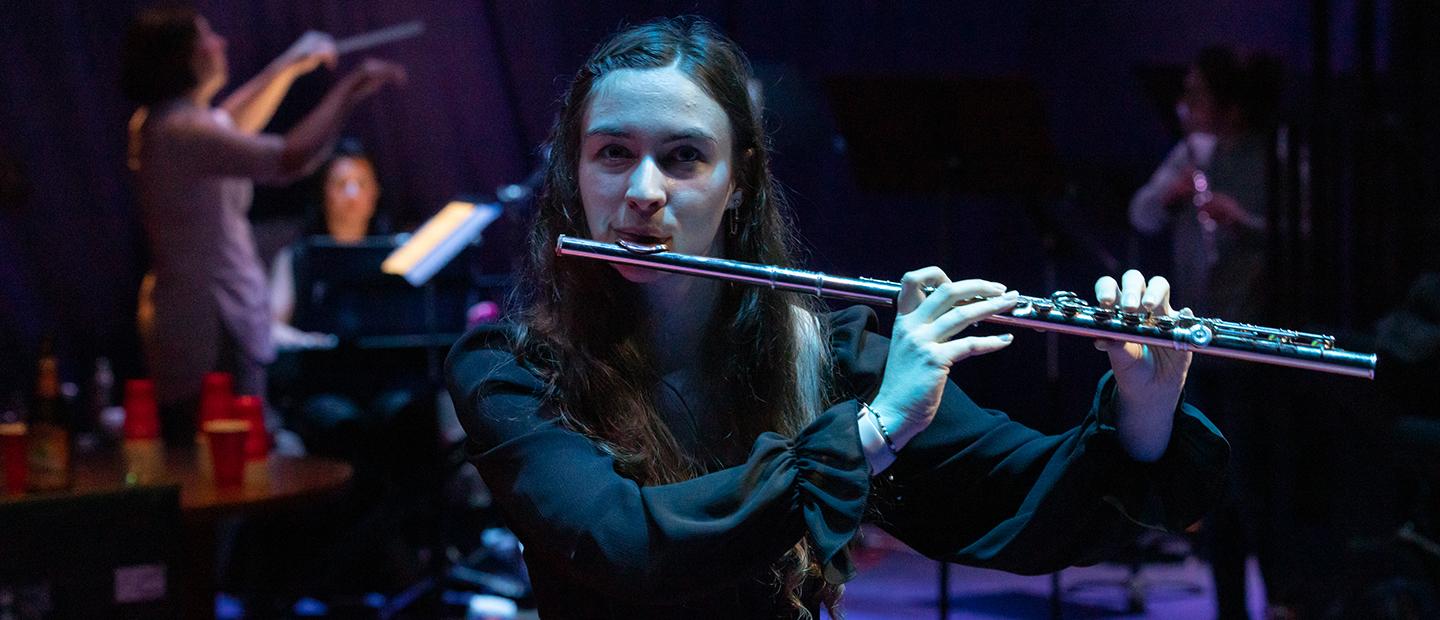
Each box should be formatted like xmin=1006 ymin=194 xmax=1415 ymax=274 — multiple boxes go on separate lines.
xmin=598 ymin=144 xmax=631 ymax=160
xmin=669 ymin=145 xmax=702 ymax=163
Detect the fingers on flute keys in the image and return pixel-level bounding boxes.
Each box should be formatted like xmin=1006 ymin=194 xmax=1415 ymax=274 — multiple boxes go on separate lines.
xmin=897 ymin=267 xmax=950 ymax=315
xmin=1095 ymin=270 xmax=1175 ymax=315
xmin=1093 ymin=270 xmax=1177 ymax=351
xmin=899 ymin=269 xmax=1017 ymax=344
xmin=925 ymin=282 xmax=1017 ymax=342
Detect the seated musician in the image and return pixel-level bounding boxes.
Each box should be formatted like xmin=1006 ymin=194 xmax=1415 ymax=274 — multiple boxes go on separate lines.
xmin=238 ymin=147 xmax=455 ymax=605
xmin=269 ymin=140 xmax=387 ymax=351
xmin=266 ymin=143 xmax=422 ymax=459
xmin=445 ymin=17 xmax=1230 ymax=618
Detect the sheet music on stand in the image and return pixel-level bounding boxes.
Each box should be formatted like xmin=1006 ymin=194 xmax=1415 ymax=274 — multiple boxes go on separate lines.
xmin=382 ymin=200 xmax=502 ymax=287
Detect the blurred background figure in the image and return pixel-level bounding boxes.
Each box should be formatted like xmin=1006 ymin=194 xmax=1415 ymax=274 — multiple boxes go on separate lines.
xmin=266 ymin=139 xmax=415 ymax=460
xmin=1130 ymin=45 xmax=1282 ymax=321
xmin=1131 ymin=45 xmax=1288 ymax=620
xmin=122 ymin=5 xmax=403 ymax=446
xmin=270 ymin=140 xmax=384 ymax=351
xmin=237 ymin=139 xmax=499 ymax=614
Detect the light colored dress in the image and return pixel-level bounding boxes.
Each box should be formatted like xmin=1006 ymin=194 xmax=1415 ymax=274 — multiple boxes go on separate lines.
xmin=132 ymin=99 xmax=294 ymax=405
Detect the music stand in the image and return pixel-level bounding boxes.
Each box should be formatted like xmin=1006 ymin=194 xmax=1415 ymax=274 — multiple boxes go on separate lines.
xmin=377 ymin=200 xmax=502 ymax=383
xmin=291 ymin=237 xmax=476 ymax=403
xmin=383 ymin=201 xmax=501 ymax=287
xmin=293 ymin=237 xmax=473 ymax=344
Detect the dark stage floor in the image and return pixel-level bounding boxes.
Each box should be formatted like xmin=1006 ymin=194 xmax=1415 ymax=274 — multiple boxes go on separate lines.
xmin=218 ymin=525 xmax=1262 ymax=618
xmin=834 ymin=526 xmax=1259 ymax=619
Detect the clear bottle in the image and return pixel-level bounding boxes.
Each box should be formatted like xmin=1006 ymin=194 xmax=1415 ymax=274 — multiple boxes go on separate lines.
xmin=84 ymin=356 xmax=124 ymax=451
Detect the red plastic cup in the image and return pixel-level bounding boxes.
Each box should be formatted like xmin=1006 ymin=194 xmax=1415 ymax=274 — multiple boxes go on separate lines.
xmin=198 ymin=372 xmax=234 ymax=426
xmin=203 ymin=419 xmax=250 ymax=488
xmin=231 ymin=395 xmax=269 ymax=461
xmin=0 ymin=422 xmax=26 ymax=495
xmin=123 ymin=379 xmax=160 ymax=440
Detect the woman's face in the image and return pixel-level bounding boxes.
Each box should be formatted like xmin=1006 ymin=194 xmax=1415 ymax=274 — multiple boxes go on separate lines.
xmin=191 ymin=17 xmax=228 ymax=94
xmin=324 ymin=157 xmax=379 ymax=233
xmin=578 ymin=64 xmax=736 ymax=284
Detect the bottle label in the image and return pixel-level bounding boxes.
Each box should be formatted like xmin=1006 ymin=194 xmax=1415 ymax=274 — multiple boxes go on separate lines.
xmin=123 ymin=439 xmax=166 ymax=486
xmin=26 ymin=422 xmax=70 ymax=490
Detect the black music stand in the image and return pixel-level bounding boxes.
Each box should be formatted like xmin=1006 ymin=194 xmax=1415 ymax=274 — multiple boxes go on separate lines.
xmin=293 ymin=237 xmax=473 ymax=339
xmin=291 ymin=235 xmax=480 ymax=392
xmin=825 ymin=75 xmax=1094 ymax=620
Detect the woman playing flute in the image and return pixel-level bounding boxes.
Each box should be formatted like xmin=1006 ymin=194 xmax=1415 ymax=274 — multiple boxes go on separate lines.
xmin=446 ymin=17 xmax=1228 ymax=617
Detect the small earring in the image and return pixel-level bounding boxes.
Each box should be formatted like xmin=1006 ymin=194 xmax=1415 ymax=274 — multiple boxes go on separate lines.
xmin=727 ymin=191 xmax=742 ymax=237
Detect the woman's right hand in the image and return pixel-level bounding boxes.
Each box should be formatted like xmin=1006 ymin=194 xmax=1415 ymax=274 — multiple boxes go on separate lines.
xmin=870 ymin=268 xmax=1018 ymax=445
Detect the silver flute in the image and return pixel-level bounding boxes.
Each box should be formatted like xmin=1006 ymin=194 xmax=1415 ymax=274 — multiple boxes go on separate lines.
xmin=555 ymin=235 xmax=1378 ymax=379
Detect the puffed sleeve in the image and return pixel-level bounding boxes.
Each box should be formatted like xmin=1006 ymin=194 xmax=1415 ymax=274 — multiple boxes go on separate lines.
xmin=829 ymin=306 xmax=1229 ymax=575
xmin=445 ymin=327 xmax=872 ymax=603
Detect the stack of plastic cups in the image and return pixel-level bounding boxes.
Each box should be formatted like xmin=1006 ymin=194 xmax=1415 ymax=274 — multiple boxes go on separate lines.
xmin=232 ymin=395 xmax=269 ymax=485
xmin=231 ymin=396 xmax=268 ymax=460
xmin=122 ymin=379 xmax=164 ymax=485
xmin=198 ymin=372 xmax=234 ymax=430
xmin=195 ymin=372 xmax=233 ymax=473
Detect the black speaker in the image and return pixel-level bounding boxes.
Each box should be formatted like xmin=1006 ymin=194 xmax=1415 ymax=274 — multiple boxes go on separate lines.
xmin=0 ymin=485 xmax=183 ymax=619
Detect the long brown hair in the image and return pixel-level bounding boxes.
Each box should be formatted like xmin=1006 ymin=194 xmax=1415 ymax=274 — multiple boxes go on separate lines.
xmin=506 ymin=16 xmax=839 ymax=616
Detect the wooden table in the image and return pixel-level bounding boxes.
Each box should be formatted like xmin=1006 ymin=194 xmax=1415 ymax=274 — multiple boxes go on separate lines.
xmin=72 ymin=449 xmax=353 ymax=619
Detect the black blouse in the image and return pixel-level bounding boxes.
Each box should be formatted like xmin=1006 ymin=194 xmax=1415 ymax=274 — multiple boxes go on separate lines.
xmin=445 ymin=306 xmax=1229 ymax=618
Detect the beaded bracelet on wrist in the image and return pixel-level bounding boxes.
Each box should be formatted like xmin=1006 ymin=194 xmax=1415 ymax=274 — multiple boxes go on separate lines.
xmin=860 ymin=400 xmax=900 ymax=454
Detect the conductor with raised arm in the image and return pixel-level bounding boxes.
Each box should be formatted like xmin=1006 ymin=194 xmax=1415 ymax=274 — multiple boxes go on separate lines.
xmin=122 ymin=5 xmax=405 ymax=445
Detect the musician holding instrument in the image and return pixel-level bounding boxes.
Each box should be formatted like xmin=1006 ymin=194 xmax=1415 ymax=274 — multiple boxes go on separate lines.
xmin=1129 ymin=46 xmax=1281 ymax=321
xmin=446 ymin=18 xmax=1228 ymax=617
xmin=1130 ymin=46 xmax=1288 ymax=619
xmin=269 ymin=141 xmax=385 ymax=351
xmin=122 ymin=5 xmax=404 ymax=445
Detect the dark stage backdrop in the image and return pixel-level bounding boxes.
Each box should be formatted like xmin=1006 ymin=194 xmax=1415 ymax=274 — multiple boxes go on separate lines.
xmin=0 ymin=0 xmax=1428 ymax=423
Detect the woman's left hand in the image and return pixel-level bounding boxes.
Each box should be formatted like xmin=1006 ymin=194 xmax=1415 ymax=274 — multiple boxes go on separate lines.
xmin=1093 ymin=270 xmax=1193 ymax=459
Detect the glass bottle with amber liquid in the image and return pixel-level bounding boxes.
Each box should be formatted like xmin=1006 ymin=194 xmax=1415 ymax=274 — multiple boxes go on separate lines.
xmin=26 ymin=338 xmax=70 ymax=491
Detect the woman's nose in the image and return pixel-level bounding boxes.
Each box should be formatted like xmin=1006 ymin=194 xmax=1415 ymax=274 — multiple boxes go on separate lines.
xmin=624 ymin=157 xmax=666 ymax=215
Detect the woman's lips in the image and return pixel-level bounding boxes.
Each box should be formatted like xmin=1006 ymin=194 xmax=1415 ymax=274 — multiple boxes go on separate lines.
xmin=615 ymin=230 xmax=671 ymax=245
